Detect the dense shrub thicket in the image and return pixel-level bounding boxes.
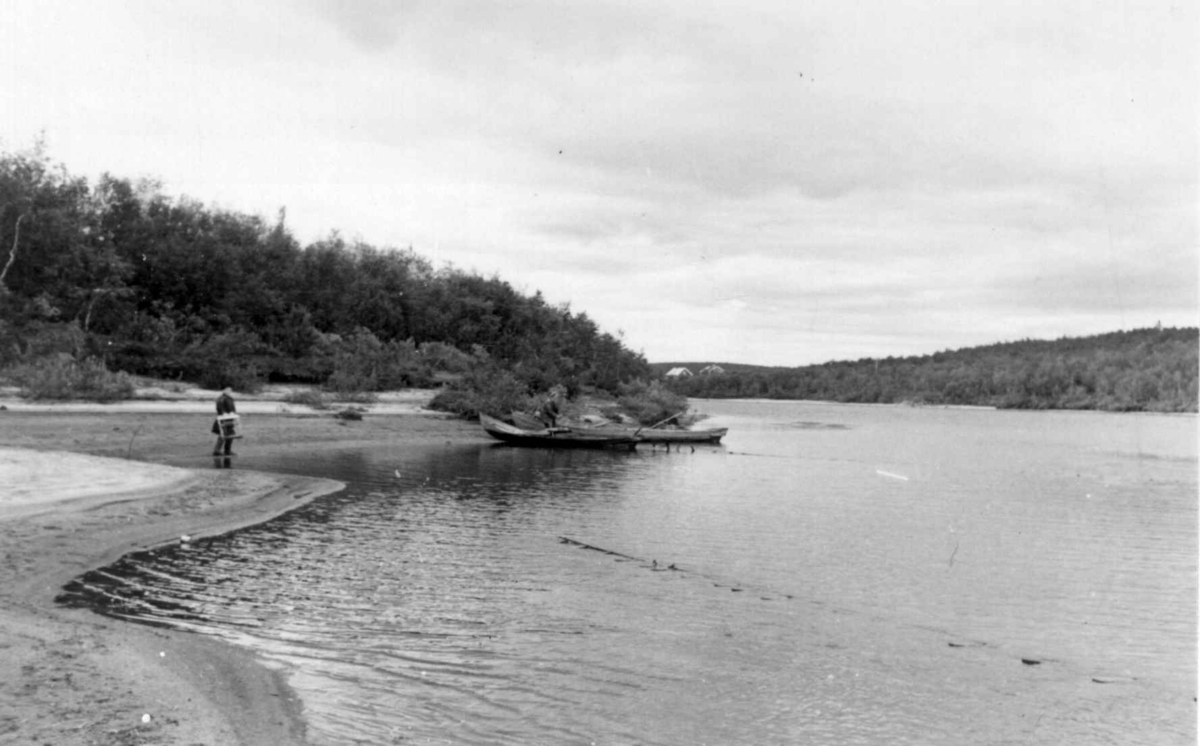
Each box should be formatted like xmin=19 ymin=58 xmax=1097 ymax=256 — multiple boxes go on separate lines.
xmin=661 ymin=327 xmax=1199 ymax=412
xmin=0 ymin=144 xmax=651 ymax=412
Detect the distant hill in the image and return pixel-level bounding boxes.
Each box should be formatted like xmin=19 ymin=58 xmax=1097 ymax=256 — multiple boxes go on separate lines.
xmin=657 ymin=327 xmax=1198 ymax=412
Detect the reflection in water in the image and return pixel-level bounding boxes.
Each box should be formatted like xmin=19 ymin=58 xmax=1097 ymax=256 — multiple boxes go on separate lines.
xmin=59 ymin=403 xmax=1197 ymax=745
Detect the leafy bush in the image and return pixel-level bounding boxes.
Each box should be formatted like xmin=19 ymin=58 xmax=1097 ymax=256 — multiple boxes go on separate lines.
xmin=616 ymin=380 xmax=689 ymax=425
xmin=428 ymin=367 xmax=533 ymax=418
xmin=197 ymin=360 xmax=263 ymax=393
xmin=179 ymin=329 xmax=268 ymax=393
xmin=4 ymin=355 xmax=135 ymax=402
xmin=323 ymin=329 xmax=422 ymax=393
xmin=323 ymin=367 xmax=375 ymax=395
xmin=0 ymin=320 xmax=86 ymax=367
xmin=419 ymin=341 xmax=474 ymax=375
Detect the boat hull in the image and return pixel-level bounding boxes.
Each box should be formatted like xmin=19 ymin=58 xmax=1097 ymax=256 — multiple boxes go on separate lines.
xmin=480 ymin=414 xmax=639 ymax=449
xmin=569 ymin=426 xmax=727 ymax=444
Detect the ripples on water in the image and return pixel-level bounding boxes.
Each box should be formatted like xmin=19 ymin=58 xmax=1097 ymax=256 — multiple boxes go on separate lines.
xmin=59 ymin=402 xmax=1197 ymax=745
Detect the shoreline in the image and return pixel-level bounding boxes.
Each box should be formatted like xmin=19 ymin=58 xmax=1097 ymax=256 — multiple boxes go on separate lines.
xmin=1 ymin=451 xmax=343 ymax=745
xmin=0 ymin=392 xmax=475 ymax=745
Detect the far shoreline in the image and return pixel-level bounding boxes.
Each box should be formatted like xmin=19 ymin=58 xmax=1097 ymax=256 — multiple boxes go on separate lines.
xmin=691 ymin=395 xmax=1197 ymax=416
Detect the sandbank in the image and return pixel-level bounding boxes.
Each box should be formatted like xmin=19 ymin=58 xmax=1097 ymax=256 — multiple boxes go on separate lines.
xmin=0 ymin=389 xmax=478 ymax=745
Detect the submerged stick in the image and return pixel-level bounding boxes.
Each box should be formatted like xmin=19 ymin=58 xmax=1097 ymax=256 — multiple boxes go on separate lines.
xmin=558 ymin=536 xmax=643 ymax=562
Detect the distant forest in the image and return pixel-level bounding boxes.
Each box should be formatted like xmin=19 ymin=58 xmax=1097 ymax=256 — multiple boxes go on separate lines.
xmin=0 ymin=144 xmax=650 ymax=405
xmin=658 ymin=327 xmax=1199 ymax=412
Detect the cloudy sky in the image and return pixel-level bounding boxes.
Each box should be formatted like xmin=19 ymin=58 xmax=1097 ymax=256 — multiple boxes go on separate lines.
xmin=2 ymin=1 xmax=1195 ymax=365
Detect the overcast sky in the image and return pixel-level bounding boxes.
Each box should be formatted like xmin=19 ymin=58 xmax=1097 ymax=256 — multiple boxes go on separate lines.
xmin=2 ymin=1 xmax=1195 ymax=365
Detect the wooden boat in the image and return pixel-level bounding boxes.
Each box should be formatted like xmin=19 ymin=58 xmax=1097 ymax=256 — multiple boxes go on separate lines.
xmin=479 ymin=414 xmax=640 ymax=449
xmin=569 ymin=424 xmax=728 ymax=444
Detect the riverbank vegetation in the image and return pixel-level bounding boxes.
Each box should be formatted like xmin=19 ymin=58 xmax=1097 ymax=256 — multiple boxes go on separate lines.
xmin=660 ymin=326 xmax=1198 ymax=412
xmin=0 ymin=143 xmax=653 ymax=417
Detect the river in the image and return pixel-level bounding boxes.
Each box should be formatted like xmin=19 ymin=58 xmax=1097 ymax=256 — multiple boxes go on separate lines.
xmin=61 ymin=400 xmax=1197 ymax=745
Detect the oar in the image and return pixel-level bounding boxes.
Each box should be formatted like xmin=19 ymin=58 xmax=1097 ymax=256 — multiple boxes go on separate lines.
xmin=634 ymin=410 xmax=686 ymax=437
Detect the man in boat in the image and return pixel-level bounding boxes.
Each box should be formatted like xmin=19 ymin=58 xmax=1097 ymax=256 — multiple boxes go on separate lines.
xmin=539 ymin=394 xmax=561 ymax=428
xmin=212 ymin=387 xmax=238 ymax=456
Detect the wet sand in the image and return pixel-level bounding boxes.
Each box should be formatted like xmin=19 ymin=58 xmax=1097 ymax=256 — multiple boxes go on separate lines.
xmin=0 ymin=390 xmax=479 ymax=745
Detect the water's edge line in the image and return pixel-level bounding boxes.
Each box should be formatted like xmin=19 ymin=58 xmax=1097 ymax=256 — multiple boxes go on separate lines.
xmin=42 ymin=466 xmax=345 ymax=746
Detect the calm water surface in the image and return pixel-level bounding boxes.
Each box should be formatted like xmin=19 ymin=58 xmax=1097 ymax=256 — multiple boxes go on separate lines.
xmin=63 ymin=401 xmax=1197 ymax=745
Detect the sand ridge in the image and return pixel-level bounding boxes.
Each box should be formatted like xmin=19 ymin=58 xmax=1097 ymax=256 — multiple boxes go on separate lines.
xmin=0 ymin=452 xmax=340 ymax=745
xmin=0 ymin=396 xmax=481 ymax=745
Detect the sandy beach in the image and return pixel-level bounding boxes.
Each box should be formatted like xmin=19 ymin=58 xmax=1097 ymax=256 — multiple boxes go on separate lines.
xmin=0 ymin=387 xmax=477 ymax=745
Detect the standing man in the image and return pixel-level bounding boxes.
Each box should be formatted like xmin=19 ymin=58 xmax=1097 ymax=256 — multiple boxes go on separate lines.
xmin=212 ymin=387 xmax=237 ymax=456
xmin=540 ymin=393 xmax=561 ymax=428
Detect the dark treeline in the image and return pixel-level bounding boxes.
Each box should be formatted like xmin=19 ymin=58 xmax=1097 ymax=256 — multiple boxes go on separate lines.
xmin=0 ymin=144 xmax=650 ymax=408
xmin=659 ymin=327 xmax=1199 ymax=412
